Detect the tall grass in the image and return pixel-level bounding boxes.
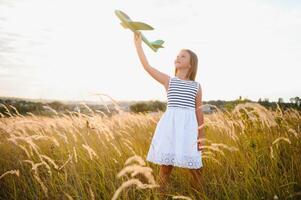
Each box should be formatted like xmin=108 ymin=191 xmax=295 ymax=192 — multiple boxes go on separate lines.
xmin=0 ymin=102 xmax=300 ymax=199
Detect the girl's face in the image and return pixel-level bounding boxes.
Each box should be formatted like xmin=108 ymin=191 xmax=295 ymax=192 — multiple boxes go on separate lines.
xmin=174 ymin=50 xmax=191 ymax=69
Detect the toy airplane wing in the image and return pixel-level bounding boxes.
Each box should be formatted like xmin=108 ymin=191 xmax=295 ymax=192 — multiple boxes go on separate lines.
xmin=120 ymin=21 xmax=154 ymax=30
xmin=115 ymin=9 xmax=164 ymax=52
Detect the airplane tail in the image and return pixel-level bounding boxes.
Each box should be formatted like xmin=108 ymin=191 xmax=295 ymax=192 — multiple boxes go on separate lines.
xmin=151 ymin=40 xmax=164 ymax=50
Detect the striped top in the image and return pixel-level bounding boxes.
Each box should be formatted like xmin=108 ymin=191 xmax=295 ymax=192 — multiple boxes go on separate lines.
xmin=167 ymin=76 xmax=200 ymax=110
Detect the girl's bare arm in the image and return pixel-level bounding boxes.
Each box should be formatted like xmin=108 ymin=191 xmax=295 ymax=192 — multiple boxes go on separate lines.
xmin=134 ymin=32 xmax=170 ymax=91
xmin=195 ymin=84 xmax=205 ymax=151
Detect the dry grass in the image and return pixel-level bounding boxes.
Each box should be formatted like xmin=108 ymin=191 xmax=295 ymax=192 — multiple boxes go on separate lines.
xmin=0 ymin=102 xmax=300 ymax=200
xmin=0 ymin=170 xmax=20 ymax=180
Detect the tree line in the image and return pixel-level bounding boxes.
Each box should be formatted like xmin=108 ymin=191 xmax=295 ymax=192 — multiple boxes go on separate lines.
xmin=0 ymin=96 xmax=300 ymax=117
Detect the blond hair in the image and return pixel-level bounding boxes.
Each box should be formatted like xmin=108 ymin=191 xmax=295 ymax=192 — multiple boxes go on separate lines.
xmin=174 ymin=49 xmax=198 ymax=81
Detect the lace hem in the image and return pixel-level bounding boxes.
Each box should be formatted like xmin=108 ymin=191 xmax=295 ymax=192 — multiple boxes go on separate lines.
xmin=146 ymin=152 xmax=203 ymax=169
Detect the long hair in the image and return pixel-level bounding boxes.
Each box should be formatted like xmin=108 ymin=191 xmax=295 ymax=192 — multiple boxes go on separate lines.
xmin=174 ymin=49 xmax=198 ymax=81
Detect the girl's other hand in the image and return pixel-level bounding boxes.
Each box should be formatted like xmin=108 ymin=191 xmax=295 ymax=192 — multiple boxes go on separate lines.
xmin=134 ymin=31 xmax=142 ymax=47
xmin=197 ymin=139 xmax=204 ymax=152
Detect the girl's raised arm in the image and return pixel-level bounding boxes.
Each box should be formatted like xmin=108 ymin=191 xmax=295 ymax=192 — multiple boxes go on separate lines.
xmin=133 ymin=32 xmax=170 ymax=92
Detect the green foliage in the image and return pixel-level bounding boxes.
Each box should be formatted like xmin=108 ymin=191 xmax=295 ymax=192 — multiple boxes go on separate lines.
xmin=129 ymin=100 xmax=166 ymax=113
xmin=224 ymin=98 xmax=252 ymax=112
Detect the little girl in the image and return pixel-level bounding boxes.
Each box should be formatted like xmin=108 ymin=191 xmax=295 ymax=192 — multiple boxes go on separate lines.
xmin=133 ymin=32 xmax=205 ymax=193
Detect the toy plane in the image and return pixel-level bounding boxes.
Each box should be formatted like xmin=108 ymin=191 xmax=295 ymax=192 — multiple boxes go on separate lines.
xmin=115 ymin=9 xmax=164 ymax=52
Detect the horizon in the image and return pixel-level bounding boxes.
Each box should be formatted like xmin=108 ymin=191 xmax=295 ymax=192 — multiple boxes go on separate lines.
xmin=0 ymin=94 xmax=296 ymax=104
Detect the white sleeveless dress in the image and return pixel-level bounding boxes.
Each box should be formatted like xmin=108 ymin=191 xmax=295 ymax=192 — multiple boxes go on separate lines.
xmin=146 ymin=76 xmax=203 ymax=169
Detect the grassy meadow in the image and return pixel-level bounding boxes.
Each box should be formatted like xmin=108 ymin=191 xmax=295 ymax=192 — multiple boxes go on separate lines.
xmin=0 ymin=102 xmax=300 ymax=200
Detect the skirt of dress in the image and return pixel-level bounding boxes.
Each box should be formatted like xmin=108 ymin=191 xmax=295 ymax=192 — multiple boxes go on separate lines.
xmin=146 ymin=106 xmax=203 ymax=169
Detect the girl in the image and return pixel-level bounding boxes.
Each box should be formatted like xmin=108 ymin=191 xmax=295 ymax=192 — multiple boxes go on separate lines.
xmin=133 ymin=31 xmax=205 ymax=194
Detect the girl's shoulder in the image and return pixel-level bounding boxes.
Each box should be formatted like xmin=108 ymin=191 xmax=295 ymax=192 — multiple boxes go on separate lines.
xmin=194 ymin=81 xmax=201 ymax=91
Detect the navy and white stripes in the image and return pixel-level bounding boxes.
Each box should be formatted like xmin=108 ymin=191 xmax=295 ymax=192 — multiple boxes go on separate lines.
xmin=167 ymin=76 xmax=200 ymax=110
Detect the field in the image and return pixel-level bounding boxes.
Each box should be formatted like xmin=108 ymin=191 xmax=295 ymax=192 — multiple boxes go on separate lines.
xmin=0 ymin=102 xmax=300 ymax=200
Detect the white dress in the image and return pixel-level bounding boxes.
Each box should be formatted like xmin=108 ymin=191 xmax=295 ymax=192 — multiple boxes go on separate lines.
xmin=146 ymin=76 xmax=203 ymax=169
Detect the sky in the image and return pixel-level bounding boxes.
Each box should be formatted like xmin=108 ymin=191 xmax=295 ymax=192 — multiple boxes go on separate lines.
xmin=0 ymin=0 xmax=300 ymax=103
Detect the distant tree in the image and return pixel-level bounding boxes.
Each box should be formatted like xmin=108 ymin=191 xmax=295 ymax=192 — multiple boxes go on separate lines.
xmin=289 ymin=97 xmax=295 ymax=104
xmin=129 ymin=100 xmax=166 ymax=113
xmin=147 ymin=100 xmax=166 ymax=112
xmin=130 ymin=102 xmax=149 ymax=113
xmin=48 ymin=101 xmax=65 ymax=111
xmin=291 ymin=97 xmax=301 ymax=106
xmin=278 ymin=98 xmax=284 ymax=104
xmin=295 ymin=97 xmax=300 ymax=106
xmin=223 ymin=97 xmax=251 ymax=112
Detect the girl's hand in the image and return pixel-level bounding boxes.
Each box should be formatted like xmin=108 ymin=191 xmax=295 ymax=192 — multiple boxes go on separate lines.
xmin=134 ymin=31 xmax=142 ymax=47
xmin=197 ymin=138 xmax=204 ymax=152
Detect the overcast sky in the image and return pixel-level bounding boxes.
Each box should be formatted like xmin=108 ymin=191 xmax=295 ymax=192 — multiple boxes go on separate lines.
xmin=0 ymin=0 xmax=300 ymax=103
